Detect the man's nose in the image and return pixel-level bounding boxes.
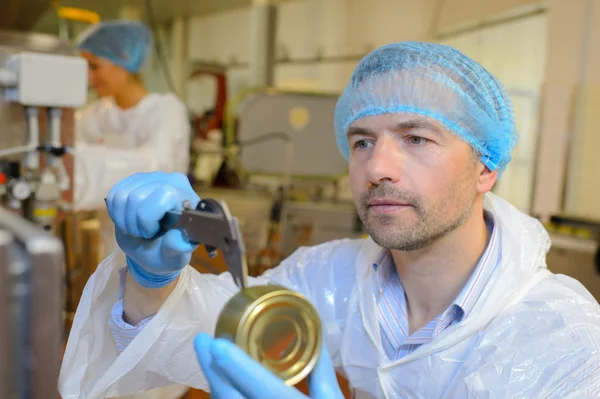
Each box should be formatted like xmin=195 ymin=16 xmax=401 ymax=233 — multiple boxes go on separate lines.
xmin=366 ymin=137 xmax=403 ymax=184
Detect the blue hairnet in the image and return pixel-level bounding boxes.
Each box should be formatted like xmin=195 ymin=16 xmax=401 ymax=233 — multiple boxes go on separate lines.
xmin=77 ymin=21 xmax=153 ymax=74
xmin=334 ymin=42 xmax=518 ymax=172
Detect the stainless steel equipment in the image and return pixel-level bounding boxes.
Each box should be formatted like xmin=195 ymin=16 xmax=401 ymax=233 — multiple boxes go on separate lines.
xmin=0 ymin=205 xmax=64 ymax=399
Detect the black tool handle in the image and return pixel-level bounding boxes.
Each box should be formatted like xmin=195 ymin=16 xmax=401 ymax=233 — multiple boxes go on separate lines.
xmin=106 ymin=196 xmax=227 ymax=257
xmin=196 ymin=198 xmax=224 ymax=258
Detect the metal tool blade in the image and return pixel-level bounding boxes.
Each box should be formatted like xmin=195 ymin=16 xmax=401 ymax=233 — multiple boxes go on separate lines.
xmin=160 ymin=202 xmax=248 ymax=289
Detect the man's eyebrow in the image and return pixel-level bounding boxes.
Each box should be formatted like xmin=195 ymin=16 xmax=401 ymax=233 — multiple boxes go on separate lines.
xmin=347 ymin=119 xmax=444 ymax=139
xmin=346 ymin=126 xmax=375 ymax=139
xmin=391 ymin=120 xmax=442 ymax=135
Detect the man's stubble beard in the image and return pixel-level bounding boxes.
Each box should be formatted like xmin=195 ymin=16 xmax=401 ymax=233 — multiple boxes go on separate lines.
xmin=356 ymin=168 xmax=477 ymax=251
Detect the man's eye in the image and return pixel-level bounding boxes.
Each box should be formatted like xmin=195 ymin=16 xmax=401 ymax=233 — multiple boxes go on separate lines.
xmin=407 ymin=136 xmax=428 ymax=145
xmin=353 ymin=140 xmax=371 ymax=150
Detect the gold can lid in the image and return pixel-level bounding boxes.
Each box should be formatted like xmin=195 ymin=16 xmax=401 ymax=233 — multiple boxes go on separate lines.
xmin=233 ymin=287 xmax=322 ymax=386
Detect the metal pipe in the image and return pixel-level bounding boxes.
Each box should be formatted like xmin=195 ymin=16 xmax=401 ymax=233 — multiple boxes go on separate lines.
xmin=283 ymin=139 xmax=294 ymax=191
xmin=277 ymin=139 xmax=294 ymax=257
xmin=0 ymin=106 xmax=38 ymax=160
xmin=47 ymin=108 xmax=63 ymax=168
xmin=0 ymin=144 xmax=38 ymax=158
xmin=0 ymin=107 xmax=41 ymax=167
xmin=48 ymin=108 xmax=62 ymax=148
xmin=24 ymin=106 xmax=40 ymax=171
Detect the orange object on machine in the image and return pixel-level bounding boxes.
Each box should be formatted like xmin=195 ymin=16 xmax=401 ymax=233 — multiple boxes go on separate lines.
xmin=190 ymin=63 xmax=227 ymax=140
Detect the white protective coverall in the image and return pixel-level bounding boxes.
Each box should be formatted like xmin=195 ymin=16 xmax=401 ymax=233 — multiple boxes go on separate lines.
xmin=73 ymin=93 xmax=191 ymax=257
xmin=59 ymin=193 xmax=600 ymax=398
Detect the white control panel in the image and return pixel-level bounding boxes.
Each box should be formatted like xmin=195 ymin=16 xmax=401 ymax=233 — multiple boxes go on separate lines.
xmin=3 ymin=52 xmax=88 ymax=108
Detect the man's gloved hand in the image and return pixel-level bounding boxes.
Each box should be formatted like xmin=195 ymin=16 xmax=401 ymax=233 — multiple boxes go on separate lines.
xmin=106 ymin=171 xmax=200 ymax=288
xmin=194 ymin=332 xmax=345 ymax=399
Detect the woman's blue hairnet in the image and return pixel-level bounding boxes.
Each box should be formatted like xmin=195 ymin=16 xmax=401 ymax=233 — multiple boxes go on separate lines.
xmin=334 ymin=42 xmax=518 ymax=172
xmin=77 ymin=21 xmax=153 ymax=74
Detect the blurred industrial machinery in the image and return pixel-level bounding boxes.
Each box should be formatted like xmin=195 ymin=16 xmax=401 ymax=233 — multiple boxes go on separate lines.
xmin=189 ymin=62 xmax=228 ymax=187
xmin=0 ymin=30 xmax=87 ymax=231
xmin=190 ymin=62 xmax=228 ymax=141
xmin=0 ymin=29 xmax=90 ymax=349
xmin=0 ymin=202 xmax=65 ymax=399
xmin=0 ymin=52 xmax=86 ymax=231
xmin=191 ymin=88 xmax=364 ymax=276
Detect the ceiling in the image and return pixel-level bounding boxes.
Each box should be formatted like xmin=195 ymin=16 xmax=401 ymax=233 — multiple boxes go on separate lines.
xmin=31 ymin=0 xmax=254 ymax=35
xmin=1 ymin=0 xmax=50 ymax=31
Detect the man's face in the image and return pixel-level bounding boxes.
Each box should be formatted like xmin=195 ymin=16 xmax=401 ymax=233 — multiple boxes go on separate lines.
xmin=348 ymin=113 xmax=481 ymax=251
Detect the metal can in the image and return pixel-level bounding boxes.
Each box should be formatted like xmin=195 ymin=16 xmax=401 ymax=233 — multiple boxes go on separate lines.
xmin=215 ymin=284 xmax=322 ymax=386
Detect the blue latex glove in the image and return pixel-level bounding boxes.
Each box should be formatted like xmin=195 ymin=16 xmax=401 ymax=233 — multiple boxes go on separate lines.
xmin=194 ymin=333 xmax=345 ymax=399
xmin=106 ymin=171 xmax=200 ymax=288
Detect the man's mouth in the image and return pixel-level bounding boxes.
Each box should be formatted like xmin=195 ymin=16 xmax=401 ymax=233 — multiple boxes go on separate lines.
xmin=367 ymin=198 xmax=412 ymax=214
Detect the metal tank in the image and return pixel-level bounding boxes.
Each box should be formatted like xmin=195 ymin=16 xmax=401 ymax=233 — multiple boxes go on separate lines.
xmin=0 ymin=206 xmax=65 ymax=399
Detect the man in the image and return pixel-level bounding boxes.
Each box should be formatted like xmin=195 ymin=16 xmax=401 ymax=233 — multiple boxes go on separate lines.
xmin=59 ymin=42 xmax=600 ymax=399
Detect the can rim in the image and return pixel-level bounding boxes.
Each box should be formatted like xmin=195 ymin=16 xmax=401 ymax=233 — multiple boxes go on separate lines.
xmin=235 ymin=288 xmax=323 ymax=386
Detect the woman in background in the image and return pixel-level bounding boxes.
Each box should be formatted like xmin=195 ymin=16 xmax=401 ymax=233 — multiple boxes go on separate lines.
xmin=73 ymin=20 xmax=191 ymax=256
xmin=71 ymin=21 xmax=191 ymax=399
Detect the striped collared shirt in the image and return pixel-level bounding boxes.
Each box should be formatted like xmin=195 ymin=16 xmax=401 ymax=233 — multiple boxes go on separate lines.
xmin=374 ymin=211 xmax=502 ymax=361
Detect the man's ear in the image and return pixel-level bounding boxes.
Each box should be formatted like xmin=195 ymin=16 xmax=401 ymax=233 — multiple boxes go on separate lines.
xmin=476 ymin=162 xmax=498 ymax=194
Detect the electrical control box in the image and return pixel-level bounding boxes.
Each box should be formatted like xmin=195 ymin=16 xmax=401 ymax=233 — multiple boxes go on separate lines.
xmin=3 ymin=52 xmax=88 ymax=108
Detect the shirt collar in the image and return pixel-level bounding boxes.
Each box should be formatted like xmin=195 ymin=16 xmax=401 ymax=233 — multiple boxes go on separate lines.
xmin=373 ymin=250 xmax=393 ymax=294
xmin=372 ymin=210 xmax=502 ymax=319
xmin=451 ymin=210 xmax=502 ymax=319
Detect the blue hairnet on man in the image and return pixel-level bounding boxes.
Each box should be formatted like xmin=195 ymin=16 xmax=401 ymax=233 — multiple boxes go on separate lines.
xmin=59 ymin=42 xmax=600 ymax=399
